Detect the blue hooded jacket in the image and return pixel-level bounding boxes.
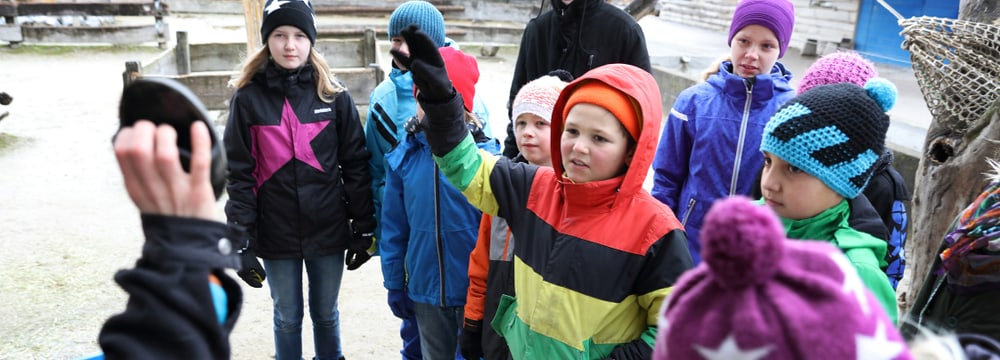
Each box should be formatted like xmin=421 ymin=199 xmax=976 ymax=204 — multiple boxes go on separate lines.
xmin=380 ymin=128 xmax=499 ymax=306
xmin=652 ymin=61 xmax=793 ymax=264
xmin=366 ymin=66 xmax=492 ymax=245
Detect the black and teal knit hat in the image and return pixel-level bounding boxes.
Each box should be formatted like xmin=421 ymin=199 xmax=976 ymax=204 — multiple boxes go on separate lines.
xmin=760 ymin=79 xmax=897 ymax=198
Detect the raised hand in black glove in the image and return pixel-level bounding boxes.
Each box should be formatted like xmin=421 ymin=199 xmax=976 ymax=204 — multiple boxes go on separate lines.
xmin=345 ymin=231 xmax=374 ymax=271
xmin=459 ymin=318 xmax=484 ymax=360
xmin=389 ymin=25 xmax=455 ymax=103
xmin=237 ymin=247 xmax=266 ymax=288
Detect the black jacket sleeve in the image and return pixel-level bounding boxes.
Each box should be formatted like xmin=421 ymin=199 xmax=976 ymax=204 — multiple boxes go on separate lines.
xmin=333 ymin=92 xmax=376 ymax=234
xmin=98 ymin=215 xmax=244 ymax=360
xmin=223 ymin=93 xmax=259 ymax=242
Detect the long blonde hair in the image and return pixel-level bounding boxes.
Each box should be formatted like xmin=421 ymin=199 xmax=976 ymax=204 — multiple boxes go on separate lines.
xmin=229 ymin=46 xmax=345 ymax=103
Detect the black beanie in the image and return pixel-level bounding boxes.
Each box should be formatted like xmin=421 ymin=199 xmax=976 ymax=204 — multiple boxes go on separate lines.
xmin=261 ymin=0 xmax=317 ymax=45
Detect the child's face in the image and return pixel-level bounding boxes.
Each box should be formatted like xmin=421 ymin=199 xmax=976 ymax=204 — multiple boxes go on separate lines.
xmin=514 ymin=113 xmax=552 ymax=167
xmin=560 ymin=103 xmax=633 ymax=183
xmin=390 ymin=36 xmax=409 ymax=71
xmin=267 ymin=25 xmax=311 ymax=70
xmin=760 ymin=152 xmax=843 ymax=220
xmin=730 ymin=24 xmax=780 ymax=78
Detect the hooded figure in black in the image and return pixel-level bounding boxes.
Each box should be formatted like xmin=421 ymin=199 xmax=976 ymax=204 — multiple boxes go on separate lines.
xmin=502 ymin=0 xmax=651 ymax=158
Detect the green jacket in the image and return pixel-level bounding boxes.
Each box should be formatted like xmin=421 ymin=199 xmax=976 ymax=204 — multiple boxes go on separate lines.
xmin=776 ymin=199 xmax=898 ymax=323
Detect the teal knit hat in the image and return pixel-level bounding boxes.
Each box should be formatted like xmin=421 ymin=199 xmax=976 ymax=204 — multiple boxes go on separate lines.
xmin=389 ymin=1 xmax=445 ymax=48
xmin=760 ymin=80 xmax=897 ymax=198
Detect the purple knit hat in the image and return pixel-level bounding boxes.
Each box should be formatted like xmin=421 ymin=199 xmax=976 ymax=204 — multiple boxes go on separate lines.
xmin=654 ymin=197 xmax=911 ymax=360
xmin=728 ymin=0 xmax=795 ymax=58
xmin=799 ymin=51 xmax=878 ymax=94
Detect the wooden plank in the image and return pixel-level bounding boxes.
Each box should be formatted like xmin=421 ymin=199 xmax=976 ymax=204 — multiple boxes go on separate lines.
xmin=20 ymin=23 xmax=166 ymax=44
xmin=0 ymin=24 xmax=22 ymax=42
xmin=139 ymin=67 xmax=381 ymax=111
xmin=12 ymin=3 xmax=169 ymax=16
xmin=312 ymin=5 xmax=464 ymax=16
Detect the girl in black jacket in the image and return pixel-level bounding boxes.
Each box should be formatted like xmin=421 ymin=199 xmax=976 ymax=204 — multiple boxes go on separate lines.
xmin=223 ymin=1 xmax=376 ymax=359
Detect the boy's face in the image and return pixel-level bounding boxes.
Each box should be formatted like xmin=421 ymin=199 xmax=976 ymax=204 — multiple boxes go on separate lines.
xmin=560 ymin=103 xmax=633 ymax=183
xmin=760 ymin=152 xmax=843 ymax=220
xmin=515 ymin=113 xmax=552 ymax=167
xmin=730 ymin=24 xmax=780 ymax=78
xmin=267 ymin=25 xmax=311 ymax=70
xmin=390 ymin=36 xmax=409 ymax=71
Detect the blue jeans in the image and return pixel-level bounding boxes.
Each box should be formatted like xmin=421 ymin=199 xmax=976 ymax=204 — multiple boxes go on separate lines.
xmin=414 ymin=302 xmax=464 ymax=360
xmin=401 ymin=317 xmax=422 ymax=360
xmin=264 ymin=254 xmax=345 ymax=360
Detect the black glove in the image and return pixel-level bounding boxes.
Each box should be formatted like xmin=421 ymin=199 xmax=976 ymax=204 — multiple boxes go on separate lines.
xmin=345 ymin=231 xmax=374 ymax=271
xmin=237 ymin=248 xmax=266 ymax=288
xmin=604 ymin=338 xmax=652 ymax=360
xmin=0 ymin=92 xmax=11 ymax=106
xmin=459 ymin=318 xmax=484 ymax=360
xmin=390 ymin=25 xmax=455 ymax=102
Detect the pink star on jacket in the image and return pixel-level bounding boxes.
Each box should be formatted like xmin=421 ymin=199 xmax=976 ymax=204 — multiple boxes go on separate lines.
xmin=251 ymin=99 xmax=330 ymax=190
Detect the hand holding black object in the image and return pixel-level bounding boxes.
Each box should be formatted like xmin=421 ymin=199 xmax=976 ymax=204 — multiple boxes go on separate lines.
xmin=389 ymin=25 xmax=455 ymax=102
xmin=236 ymin=248 xmax=266 ymax=288
xmin=459 ymin=318 xmax=484 ymax=360
xmin=345 ymin=231 xmax=374 ymax=271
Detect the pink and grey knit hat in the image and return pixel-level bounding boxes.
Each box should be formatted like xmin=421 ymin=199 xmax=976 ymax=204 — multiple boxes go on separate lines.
xmin=654 ymin=196 xmax=912 ymax=360
xmin=798 ymin=51 xmax=878 ymax=94
xmin=512 ymin=74 xmax=570 ymax=124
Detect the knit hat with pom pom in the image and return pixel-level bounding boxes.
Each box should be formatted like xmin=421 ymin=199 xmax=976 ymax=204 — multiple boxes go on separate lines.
xmin=512 ymin=73 xmax=572 ymax=124
xmin=654 ymin=196 xmax=911 ymax=360
xmin=798 ymin=51 xmax=878 ymax=95
xmin=761 ymin=79 xmax=897 ymax=198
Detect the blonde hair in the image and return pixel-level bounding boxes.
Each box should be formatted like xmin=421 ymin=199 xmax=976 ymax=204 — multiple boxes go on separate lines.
xmin=230 ymin=46 xmax=345 ymax=103
xmin=700 ymin=54 xmax=732 ymax=82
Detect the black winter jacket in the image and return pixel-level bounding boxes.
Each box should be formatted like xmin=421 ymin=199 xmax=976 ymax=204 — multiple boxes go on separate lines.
xmin=224 ymin=62 xmax=375 ymax=259
xmin=98 ymin=215 xmax=245 ymax=359
xmin=503 ymin=0 xmax=651 ymax=157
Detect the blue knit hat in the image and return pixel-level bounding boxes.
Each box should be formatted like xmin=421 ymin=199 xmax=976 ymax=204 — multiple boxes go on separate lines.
xmin=389 ymin=1 xmax=445 ymax=48
xmin=760 ymin=80 xmax=897 ymax=198
xmin=261 ymin=0 xmax=317 ymax=45
xmin=728 ymin=0 xmax=795 ymax=58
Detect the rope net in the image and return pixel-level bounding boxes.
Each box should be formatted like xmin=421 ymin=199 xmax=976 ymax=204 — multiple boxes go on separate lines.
xmin=900 ymin=16 xmax=1000 ymax=132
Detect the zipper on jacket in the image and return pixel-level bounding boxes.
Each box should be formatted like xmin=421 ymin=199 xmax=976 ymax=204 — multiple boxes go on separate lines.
xmin=730 ymin=83 xmax=753 ymax=196
xmin=434 ymin=164 xmax=446 ymax=307
xmin=681 ymin=198 xmax=697 ymax=227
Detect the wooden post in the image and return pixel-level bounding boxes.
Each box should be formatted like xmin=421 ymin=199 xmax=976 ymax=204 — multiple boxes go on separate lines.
xmin=175 ymin=31 xmax=190 ymax=75
xmin=123 ymin=60 xmax=142 ymax=88
xmin=897 ymin=4 xmax=1000 ymax=316
xmin=242 ymin=0 xmax=264 ymax=57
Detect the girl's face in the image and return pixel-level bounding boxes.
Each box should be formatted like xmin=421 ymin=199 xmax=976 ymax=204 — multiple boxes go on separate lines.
xmin=560 ymin=103 xmax=633 ymax=183
xmin=515 ymin=113 xmax=552 ymax=167
xmin=760 ymin=152 xmax=843 ymax=220
xmin=268 ymin=25 xmax=311 ymax=70
xmin=730 ymin=24 xmax=780 ymax=78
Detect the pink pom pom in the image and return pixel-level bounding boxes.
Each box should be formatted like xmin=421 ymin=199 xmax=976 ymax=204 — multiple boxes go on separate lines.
xmin=700 ymin=196 xmax=786 ymax=288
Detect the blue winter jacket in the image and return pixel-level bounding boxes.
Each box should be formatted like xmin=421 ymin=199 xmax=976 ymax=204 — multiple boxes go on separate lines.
xmin=380 ymin=130 xmax=498 ymax=306
xmin=652 ymin=61 xmax=793 ymax=264
xmin=366 ymin=67 xmax=491 ymax=244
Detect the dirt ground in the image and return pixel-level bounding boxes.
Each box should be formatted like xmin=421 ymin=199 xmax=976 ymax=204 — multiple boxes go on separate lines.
xmin=0 ymin=16 xmax=517 ymax=359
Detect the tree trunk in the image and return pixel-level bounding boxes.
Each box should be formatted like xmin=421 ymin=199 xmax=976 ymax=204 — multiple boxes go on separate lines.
xmin=622 ymin=0 xmax=658 ymax=20
xmin=960 ymin=0 xmax=1000 ymax=24
xmin=898 ymin=2 xmax=1000 ymax=316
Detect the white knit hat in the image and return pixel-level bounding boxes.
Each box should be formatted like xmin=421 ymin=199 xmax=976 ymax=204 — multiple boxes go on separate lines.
xmin=512 ymin=75 xmax=569 ymax=123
